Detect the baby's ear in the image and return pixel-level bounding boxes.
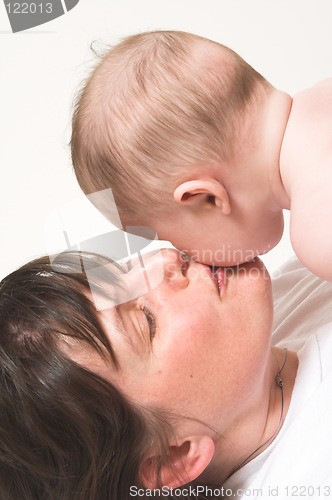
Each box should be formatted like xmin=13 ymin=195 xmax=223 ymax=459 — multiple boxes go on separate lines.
xmin=173 ymin=179 xmax=231 ymax=215
xmin=140 ymin=435 xmax=215 ymax=490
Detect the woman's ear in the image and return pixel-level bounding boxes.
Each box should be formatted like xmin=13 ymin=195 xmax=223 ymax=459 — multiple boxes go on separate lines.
xmin=140 ymin=435 xmax=215 ymax=490
xmin=173 ymin=179 xmax=231 ymax=215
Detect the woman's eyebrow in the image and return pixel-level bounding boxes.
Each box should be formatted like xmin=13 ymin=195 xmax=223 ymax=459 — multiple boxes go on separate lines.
xmin=113 ymin=305 xmax=145 ymax=356
xmin=113 ymin=306 xmax=137 ymax=351
xmin=113 ymin=305 xmax=128 ymax=337
xmin=100 ymin=306 xmax=131 ymax=371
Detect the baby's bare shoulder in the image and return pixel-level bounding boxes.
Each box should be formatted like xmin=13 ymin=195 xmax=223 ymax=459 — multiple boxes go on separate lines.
xmin=293 ymin=77 xmax=332 ymax=113
xmin=289 ymin=79 xmax=332 ymax=144
xmin=281 ymin=79 xmax=332 ymax=200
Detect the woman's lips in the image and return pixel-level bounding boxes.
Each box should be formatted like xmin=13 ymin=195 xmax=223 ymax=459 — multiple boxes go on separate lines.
xmin=212 ymin=267 xmax=225 ymax=296
xmin=203 ymin=265 xmax=226 ymax=296
xmin=193 ymin=263 xmax=226 ymax=297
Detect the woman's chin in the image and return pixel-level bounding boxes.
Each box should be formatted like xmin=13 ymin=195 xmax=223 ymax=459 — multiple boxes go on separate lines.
xmin=225 ymin=258 xmax=272 ymax=302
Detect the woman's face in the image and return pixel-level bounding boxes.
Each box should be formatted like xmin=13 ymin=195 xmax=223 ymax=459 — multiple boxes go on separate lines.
xmin=89 ymin=249 xmax=273 ymax=435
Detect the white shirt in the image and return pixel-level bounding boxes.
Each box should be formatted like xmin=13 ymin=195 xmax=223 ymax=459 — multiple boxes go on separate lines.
xmin=223 ymin=258 xmax=332 ymax=499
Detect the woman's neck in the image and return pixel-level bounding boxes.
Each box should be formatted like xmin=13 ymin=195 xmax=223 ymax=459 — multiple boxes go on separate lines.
xmin=209 ymin=346 xmax=298 ymax=483
xmin=257 ymin=346 xmax=298 ymax=458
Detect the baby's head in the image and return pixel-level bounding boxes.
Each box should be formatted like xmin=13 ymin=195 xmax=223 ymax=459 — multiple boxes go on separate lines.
xmin=71 ymin=31 xmax=289 ymax=265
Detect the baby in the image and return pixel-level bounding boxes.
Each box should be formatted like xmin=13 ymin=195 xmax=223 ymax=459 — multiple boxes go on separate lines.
xmin=71 ymin=30 xmax=332 ymax=281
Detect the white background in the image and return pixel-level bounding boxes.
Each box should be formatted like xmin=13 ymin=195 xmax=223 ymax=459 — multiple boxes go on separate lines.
xmin=1 ymin=0 xmax=332 ymax=279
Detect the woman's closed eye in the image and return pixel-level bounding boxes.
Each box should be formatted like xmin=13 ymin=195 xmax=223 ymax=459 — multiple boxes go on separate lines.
xmin=140 ymin=306 xmax=156 ymax=341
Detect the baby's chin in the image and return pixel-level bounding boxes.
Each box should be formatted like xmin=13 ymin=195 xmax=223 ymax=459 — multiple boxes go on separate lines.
xmin=222 ymin=257 xmax=271 ymax=288
xmin=203 ymin=250 xmax=262 ymax=268
xmin=208 ymin=256 xmax=264 ymax=271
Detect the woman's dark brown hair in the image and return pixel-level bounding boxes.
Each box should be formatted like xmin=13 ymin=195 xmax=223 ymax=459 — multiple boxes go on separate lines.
xmin=0 ymin=252 xmax=225 ymax=499
xmin=0 ymin=252 xmax=173 ymax=500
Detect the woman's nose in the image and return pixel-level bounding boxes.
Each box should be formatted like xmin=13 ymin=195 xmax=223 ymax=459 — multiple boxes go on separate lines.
xmin=127 ymin=249 xmax=189 ymax=297
xmin=160 ymin=249 xmax=190 ymax=289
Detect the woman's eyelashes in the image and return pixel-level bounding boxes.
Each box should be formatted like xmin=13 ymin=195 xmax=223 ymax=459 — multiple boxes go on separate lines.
xmin=139 ymin=305 xmax=156 ymax=341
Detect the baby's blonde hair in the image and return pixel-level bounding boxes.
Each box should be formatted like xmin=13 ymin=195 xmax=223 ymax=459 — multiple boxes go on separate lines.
xmin=71 ymin=31 xmax=268 ymax=223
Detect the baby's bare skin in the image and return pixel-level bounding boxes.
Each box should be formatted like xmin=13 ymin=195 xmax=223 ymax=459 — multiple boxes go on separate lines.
xmin=280 ymin=78 xmax=332 ymax=281
xmin=152 ymin=79 xmax=332 ymax=282
xmin=70 ymin=32 xmax=332 ymax=281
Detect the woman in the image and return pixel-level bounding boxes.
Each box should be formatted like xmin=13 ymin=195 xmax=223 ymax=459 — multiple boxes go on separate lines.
xmin=0 ymin=249 xmax=330 ymax=499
